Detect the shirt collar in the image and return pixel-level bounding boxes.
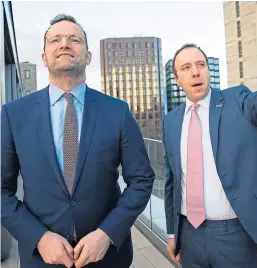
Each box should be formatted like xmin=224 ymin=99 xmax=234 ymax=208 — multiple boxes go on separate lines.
xmin=49 ymin=82 xmax=86 ymax=106
xmin=185 ymin=87 xmax=211 ymax=114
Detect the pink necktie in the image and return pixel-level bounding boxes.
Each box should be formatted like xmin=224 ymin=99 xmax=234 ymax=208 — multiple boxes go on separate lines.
xmin=186 ymin=103 xmax=205 ymax=229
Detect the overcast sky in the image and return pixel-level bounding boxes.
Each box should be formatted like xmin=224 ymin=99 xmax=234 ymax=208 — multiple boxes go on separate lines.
xmin=12 ymin=1 xmax=228 ymax=91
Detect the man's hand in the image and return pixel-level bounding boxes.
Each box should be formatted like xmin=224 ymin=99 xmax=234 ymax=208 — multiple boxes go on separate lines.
xmin=74 ymin=228 xmax=111 ymax=268
xmin=167 ymin=238 xmax=181 ymax=265
xmin=37 ymin=231 xmax=74 ymax=268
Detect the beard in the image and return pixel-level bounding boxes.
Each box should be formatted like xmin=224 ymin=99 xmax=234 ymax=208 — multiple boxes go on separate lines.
xmin=45 ymin=56 xmax=87 ymax=77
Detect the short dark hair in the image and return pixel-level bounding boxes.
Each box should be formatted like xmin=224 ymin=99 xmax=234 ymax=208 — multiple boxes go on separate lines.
xmin=172 ymin=43 xmax=209 ymax=77
xmin=43 ymin=14 xmax=88 ymax=51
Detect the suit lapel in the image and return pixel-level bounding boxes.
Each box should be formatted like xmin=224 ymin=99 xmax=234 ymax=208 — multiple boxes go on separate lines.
xmin=35 ymin=87 xmax=70 ymax=198
xmin=73 ymin=87 xmax=98 ymax=193
xmin=209 ymin=89 xmax=224 ymax=162
xmin=173 ymin=104 xmax=185 ymax=185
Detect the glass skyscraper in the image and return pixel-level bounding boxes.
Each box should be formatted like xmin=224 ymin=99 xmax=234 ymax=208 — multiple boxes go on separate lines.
xmin=100 ymin=37 xmax=165 ymax=140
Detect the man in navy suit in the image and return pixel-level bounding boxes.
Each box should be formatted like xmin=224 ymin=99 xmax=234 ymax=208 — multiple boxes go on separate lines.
xmin=163 ymin=44 xmax=257 ymax=267
xmin=1 ymin=14 xmax=154 ymax=268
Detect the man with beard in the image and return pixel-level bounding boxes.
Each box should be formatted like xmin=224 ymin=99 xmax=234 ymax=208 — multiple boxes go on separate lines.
xmin=163 ymin=44 xmax=257 ymax=268
xmin=1 ymin=14 xmax=154 ymax=268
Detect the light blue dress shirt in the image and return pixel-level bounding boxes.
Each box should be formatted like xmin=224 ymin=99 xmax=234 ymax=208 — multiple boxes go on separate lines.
xmin=48 ymin=83 xmax=86 ymax=174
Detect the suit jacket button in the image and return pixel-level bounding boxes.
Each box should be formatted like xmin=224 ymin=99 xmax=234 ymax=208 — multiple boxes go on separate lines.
xmin=176 ymin=211 xmax=180 ymax=215
xmin=70 ymin=201 xmax=76 ymax=207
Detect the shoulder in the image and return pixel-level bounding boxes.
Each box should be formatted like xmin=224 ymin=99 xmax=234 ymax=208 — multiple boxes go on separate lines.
xmin=221 ymin=84 xmax=252 ymax=98
xmin=3 ymin=87 xmax=48 ymax=114
xmin=87 ymin=87 xmax=128 ymax=111
xmin=163 ymin=103 xmax=185 ymax=122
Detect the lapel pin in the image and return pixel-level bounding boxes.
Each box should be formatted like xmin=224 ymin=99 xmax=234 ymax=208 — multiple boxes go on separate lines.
xmin=216 ymin=104 xmax=223 ymax=108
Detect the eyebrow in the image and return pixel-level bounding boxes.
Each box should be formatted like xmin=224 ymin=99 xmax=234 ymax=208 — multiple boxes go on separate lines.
xmin=47 ymin=33 xmax=83 ymax=38
xmin=181 ymin=60 xmax=206 ymax=69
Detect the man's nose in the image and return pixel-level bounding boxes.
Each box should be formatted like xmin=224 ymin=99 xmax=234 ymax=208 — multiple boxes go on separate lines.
xmin=191 ymin=64 xmax=200 ymax=77
xmin=59 ymin=37 xmax=71 ymax=49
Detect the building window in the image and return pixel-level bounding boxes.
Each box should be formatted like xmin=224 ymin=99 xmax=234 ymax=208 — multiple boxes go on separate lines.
xmin=107 ymin=43 xmax=111 ymax=49
xmin=236 ymin=1 xmax=240 ymax=18
xmin=237 ymin=21 xmax=241 ymax=38
xmin=238 ymin=41 xmax=243 ymax=58
xmin=239 ymin=62 xmax=244 ymax=78
xmin=208 ymin=58 xmax=214 ymax=64
xmin=25 ymin=70 xmax=30 ymax=79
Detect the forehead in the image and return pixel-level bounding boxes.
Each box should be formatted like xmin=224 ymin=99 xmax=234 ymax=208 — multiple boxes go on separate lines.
xmin=175 ymin=47 xmax=206 ymax=67
xmin=46 ymin=20 xmax=83 ymax=37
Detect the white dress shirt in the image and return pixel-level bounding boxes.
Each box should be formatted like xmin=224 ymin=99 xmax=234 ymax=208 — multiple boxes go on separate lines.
xmin=169 ymin=89 xmax=236 ymax=238
xmin=181 ymin=89 xmax=236 ymax=219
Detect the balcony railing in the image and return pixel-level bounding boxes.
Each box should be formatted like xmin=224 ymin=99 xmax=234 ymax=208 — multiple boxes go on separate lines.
xmin=119 ymin=137 xmax=168 ymax=242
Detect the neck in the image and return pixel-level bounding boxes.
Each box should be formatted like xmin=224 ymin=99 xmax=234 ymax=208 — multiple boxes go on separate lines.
xmin=49 ymin=73 xmax=86 ymax=91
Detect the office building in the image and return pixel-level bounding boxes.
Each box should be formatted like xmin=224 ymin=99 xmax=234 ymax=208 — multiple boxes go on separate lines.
xmin=20 ymin=61 xmax=37 ymax=95
xmin=100 ymin=37 xmax=165 ymax=140
xmin=1 ymin=1 xmax=24 ymax=105
xmin=223 ymin=1 xmax=257 ymax=91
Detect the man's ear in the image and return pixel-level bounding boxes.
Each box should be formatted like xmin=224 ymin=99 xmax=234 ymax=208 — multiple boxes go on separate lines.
xmin=42 ymin=52 xmax=48 ymax=67
xmin=174 ymin=74 xmax=180 ymax=87
xmin=85 ymin=51 xmax=92 ymax=65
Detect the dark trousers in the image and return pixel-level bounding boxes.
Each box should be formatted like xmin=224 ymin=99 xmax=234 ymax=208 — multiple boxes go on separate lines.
xmin=179 ymin=215 xmax=257 ymax=268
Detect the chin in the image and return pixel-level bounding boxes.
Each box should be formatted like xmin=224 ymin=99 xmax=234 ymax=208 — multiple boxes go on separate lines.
xmin=55 ymin=65 xmax=76 ymax=72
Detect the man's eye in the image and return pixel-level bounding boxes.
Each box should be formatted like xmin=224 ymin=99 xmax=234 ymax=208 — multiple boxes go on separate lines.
xmin=70 ymin=38 xmax=81 ymax=44
xmin=182 ymin=66 xmax=190 ymax=71
xmin=50 ymin=39 xmax=59 ymax=44
xmin=198 ymin=63 xmax=205 ymax=67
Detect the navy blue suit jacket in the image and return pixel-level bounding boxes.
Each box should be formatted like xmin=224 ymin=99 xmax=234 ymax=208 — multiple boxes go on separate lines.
xmin=1 ymin=86 xmax=155 ymax=268
xmin=162 ymin=85 xmax=257 ymax=254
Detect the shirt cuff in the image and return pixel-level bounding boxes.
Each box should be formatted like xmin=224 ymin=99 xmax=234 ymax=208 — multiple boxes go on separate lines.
xmin=168 ymin=234 xmax=175 ymax=239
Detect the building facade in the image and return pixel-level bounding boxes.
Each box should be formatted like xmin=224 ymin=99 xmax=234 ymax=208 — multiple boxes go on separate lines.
xmin=20 ymin=61 xmax=37 ymax=95
xmin=1 ymin=1 xmax=24 ymax=106
xmin=223 ymin=1 xmax=257 ymax=91
xmin=165 ymin=57 xmax=220 ymax=113
xmin=100 ymin=37 xmax=165 ymax=140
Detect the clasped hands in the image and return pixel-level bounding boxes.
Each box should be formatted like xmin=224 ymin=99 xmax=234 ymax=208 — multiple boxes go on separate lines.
xmin=37 ymin=228 xmax=111 ymax=268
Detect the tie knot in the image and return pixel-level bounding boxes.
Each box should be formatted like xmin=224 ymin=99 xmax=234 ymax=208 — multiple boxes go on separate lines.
xmin=63 ymin=92 xmax=73 ymax=103
xmin=191 ymin=103 xmax=200 ymax=111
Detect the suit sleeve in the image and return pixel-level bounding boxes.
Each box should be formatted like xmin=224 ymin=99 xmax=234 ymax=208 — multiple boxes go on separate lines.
xmin=1 ymin=105 xmax=48 ymax=257
xmin=236 ymin=85 xmax=257 ymax=126
xmin=98 ymin=103 xmax=155 ymax=250
xmin=162 ymin=116 xmax=175 ymax=235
